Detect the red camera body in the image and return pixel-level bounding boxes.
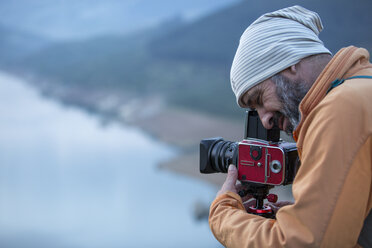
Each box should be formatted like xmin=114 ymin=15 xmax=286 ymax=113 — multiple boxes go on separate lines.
xmin=199 ymin=110 xmax=299 ymax=218
xmin=238 ymin=139 xmax=297 ymax=186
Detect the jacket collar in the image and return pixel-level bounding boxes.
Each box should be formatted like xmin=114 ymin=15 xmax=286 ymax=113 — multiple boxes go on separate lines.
xmin=293 ymin=46 xmax=371 ymax=141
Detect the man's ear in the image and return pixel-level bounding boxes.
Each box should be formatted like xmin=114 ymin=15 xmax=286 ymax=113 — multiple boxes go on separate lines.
xmin=280 ymin=64 xmax=299 ymax=79
xmin=289 ymin=64 xmax=297 ymax=74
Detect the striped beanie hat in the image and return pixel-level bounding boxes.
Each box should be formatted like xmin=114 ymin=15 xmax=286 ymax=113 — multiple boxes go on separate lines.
xmin=231 ymin=5 xmax=331 ymax=107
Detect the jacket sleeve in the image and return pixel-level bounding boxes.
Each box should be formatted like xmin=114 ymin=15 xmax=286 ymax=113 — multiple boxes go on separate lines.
xmin=209 ymin=88 xmax=371 ymax=248
xmin=209 ymin=192 xmax=281 ymax=247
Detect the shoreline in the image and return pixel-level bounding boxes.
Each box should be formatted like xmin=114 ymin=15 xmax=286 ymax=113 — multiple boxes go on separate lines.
xmin=128 ymin=107 xmax=244 ymax=187
xmin=11 ymin=70 xmax=244 ymax=187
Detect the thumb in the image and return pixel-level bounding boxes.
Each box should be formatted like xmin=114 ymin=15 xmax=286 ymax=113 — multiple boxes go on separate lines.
xmin=217 ymin=164 xmax=238 ymax=197
xmin=225 ymin=164 xmax=238 ymax=185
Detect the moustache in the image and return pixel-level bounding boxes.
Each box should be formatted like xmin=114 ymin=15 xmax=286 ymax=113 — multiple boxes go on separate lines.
xmin=271 ymin=111 xmax=283 ymax=129
xmin=272 ymin=111 xmax=294 ymax=134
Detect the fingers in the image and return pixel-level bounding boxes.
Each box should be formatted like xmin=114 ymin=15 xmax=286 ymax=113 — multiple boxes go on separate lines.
xmin=240 ymin=192 xmax=253 ymax=203
xmin=265 ymin=201 xmax=294 ymax=213
xmin=275 ymin=201 xmax=294 ymax=207
xmin=266 ymin=203 xmax=280 ymax=213
xmin=236 ymin=182 xmax=254 ymax=202
xmin=243 ymin=199 xmax=256 ymax=211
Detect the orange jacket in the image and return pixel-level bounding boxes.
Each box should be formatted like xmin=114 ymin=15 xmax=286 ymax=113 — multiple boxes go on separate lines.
xmin=209 ymin=46 xmax=372 ymax=248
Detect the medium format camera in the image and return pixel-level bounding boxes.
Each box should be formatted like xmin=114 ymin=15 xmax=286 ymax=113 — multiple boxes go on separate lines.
xmin=200 ymin=110 xmax=299 ymax=186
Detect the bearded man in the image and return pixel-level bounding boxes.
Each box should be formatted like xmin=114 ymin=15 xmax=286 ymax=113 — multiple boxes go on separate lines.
xmin=209 ymin=5 xmax=372 ymax=247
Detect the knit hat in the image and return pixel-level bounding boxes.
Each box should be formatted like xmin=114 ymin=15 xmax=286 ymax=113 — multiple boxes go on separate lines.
xmin=230 ymin=5 xmax=331 ymax=107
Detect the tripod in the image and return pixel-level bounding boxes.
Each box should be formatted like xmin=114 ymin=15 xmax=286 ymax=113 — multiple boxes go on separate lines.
xmin=238 ymin=183 xmax=278 ymax=219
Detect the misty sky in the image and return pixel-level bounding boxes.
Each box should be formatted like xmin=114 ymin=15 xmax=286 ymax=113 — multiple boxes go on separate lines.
xmin=0 ymin=0 xmax=237 ymax=40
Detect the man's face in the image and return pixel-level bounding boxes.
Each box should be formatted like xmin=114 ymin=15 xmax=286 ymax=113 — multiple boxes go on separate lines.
xmin=242 ymin=74 xmax=310 ymax=134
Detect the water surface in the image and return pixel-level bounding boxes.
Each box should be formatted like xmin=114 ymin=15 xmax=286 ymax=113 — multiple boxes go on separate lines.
xmin=0 ymin=72 xmax=221 ymax=248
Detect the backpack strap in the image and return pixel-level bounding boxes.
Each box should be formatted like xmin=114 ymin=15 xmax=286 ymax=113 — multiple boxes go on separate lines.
xmin=327 ymin=75 xmax=372 ymax=94
xmin=358 ymin=210 xmax=372 ymax=247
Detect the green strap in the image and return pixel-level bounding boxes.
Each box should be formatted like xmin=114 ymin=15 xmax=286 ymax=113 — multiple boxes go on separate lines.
xmin=327 ymin=75 xmax=372 ymax=94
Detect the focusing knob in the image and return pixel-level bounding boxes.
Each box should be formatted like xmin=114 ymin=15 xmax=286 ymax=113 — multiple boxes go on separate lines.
xmin=267 ymin=194 xmax=278 ymax=203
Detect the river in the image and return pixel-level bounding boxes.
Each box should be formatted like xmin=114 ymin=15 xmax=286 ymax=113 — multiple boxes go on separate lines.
xmin=0 ymin=72 xmax=222 ymax=248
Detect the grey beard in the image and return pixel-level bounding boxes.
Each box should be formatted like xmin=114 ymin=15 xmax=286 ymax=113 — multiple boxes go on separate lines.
xmin=271 ymin=74 xmax=311 ymax=134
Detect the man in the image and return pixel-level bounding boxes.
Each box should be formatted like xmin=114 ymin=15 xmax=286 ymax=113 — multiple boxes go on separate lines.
xmin=209 ymin=5 xmax=372 ymax=248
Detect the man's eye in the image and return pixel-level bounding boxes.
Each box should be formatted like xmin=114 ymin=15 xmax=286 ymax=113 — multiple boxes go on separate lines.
xmin=256 ymin=95 xmax=263 ymax=106
xmin=247 ymin=101 xmax=256 ymax=110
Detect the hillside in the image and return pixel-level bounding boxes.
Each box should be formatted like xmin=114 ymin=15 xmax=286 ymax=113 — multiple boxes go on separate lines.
xmin=0 ymin=24 xmax=49 ymax=65
xmin=151 ymin=0 xmax=372 ymax=63
xmin=9 ymin=0 xmax=372 ymax=120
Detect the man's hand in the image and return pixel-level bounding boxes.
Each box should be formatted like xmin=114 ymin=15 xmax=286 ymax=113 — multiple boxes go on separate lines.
xmin=266 ymin=201 xmax=294 ymax=213
xmin=216 ymin=164 xmax=239 ymax=197
xmin=216 ymin=165 xmax=255 ymax=211
xmin=216 ymin=164 xmax=292 ymax=213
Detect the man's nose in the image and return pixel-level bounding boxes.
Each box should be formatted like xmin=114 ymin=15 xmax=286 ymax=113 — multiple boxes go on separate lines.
xmin=257 ymin=109 xmax=275 ymax=129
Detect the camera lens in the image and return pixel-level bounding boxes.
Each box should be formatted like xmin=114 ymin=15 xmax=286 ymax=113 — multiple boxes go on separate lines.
xmin=200 ymin=138 xmax=238 ymax=174
xmin=211 ymin=140 xmax=237 ymax=172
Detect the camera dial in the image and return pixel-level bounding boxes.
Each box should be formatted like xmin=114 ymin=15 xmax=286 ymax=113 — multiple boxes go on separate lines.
xmin=270 ymin=160 xmax=282 ymax=174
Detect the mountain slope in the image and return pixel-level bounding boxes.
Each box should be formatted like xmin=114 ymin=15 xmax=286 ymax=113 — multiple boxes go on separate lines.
xmin=12 ymin=0 xmax=372 ymax=119
xmin=150 ymin=0 xmax=372 ymax=63
xmin=0 ymin=24 xmax=49 ymax=65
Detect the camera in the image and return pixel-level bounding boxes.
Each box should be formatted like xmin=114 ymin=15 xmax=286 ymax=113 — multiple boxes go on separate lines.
xmin=200 ymin=110 xmax=299 ymax=186
xmin=200 ymin=110 xmax=299 ymax=218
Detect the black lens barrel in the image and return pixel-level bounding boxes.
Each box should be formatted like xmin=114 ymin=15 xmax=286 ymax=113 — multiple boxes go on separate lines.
xmin=200 ymin=137 xmax=238 ymax=174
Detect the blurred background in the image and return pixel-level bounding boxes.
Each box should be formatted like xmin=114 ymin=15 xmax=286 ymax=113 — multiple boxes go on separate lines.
xmin=0 ymin=0 xmax=371 ymax=247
